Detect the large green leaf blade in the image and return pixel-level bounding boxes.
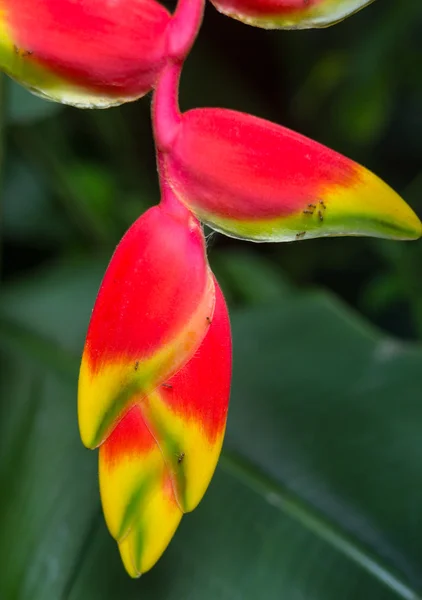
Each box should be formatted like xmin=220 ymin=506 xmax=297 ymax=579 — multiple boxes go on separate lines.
xmin=68 ymin=468 xmax=400 ymax=600
xmin=0 ymin=261 xmax=421 ymax=599
xmin=0 ymin=366 xmax=99 ymax=600
xmin=228 ymin=295 xmax=422 ymax=592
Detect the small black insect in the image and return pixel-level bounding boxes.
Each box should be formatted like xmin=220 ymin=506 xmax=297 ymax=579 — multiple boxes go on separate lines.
xmin=206 ymin=316 xmax=212 ymax=324
xmin=303 ymin=209 xmax=314 ymax=215
xmin=162 ymin=383 xmax=173 ymax=389
xmin=134 ymin=361 xmax=139 ymax=371
xmin=177 ymin=452 xmax=185 ymax=464
xmin=307 ymin=203 xmax=316 ymax=209
xmin=14 ymin=45 xmax=32 ymax=57
xmin=296 ymin=231 xmax=306 ymax=239
xmin=318 ymin=210 xmax=324 ymax=222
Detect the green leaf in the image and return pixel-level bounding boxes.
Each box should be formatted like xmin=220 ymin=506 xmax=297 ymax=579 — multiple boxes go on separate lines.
xmin=0 ymin=361 xmax=98 ymax=600
xmin=0 ymin=261 xmax=421 ymax=599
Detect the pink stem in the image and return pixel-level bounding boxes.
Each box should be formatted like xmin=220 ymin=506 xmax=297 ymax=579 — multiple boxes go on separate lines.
xmin=152 ymin=0 xmax=205 ymax=214
xmin=152 ymin=60 xmax=182 ymax=153
xmin=168 ymin=0 xmax=205 ymax=61
xmin=157 ymin=150 xmax=191 ymax=220
xmin=152 ymin=0 xmax=205 ymax=152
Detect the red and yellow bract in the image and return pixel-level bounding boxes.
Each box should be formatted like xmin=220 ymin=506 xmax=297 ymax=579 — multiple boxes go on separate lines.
xmin=98 ymin=279 xmax=231 ymax=577
xmin=0 ymin=0 xmax=171 ymax=106
xmin=163 ymin=108 xmax=422 ymax=242
xmin=208 ymin=0 xmax=375 ymax=29
xmin=78 ymin=204 xmax=215 ymax=449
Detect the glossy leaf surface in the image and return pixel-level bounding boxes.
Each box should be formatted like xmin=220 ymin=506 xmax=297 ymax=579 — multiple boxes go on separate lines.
xmin=1 ymin=261 xmax=422 ymax=599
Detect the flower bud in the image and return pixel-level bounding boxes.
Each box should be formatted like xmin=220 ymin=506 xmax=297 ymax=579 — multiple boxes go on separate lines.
xmin=163 ymin=108 xmax=422 ymax=242
xmin=0 ymin=0 xmax=171 ymax=107
xmin=99 ymin=404 xmax=183 ymax=577
xmin=78 ymin=204 xmax=215 ymax=449
xmin=99 ymin=279 xmax=231 ymax=577
xmin=209 ymin=0 xmax=375 ymax=29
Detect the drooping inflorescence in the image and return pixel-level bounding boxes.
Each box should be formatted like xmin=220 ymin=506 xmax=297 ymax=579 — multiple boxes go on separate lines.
xmin=0 ymin=0 xmax=420 ymax=578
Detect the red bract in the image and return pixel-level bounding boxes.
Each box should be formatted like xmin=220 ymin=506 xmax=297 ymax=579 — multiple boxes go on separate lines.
xmin=208 ymin=0 xmax=375 ymax=29
xmin=0 ymin=0 xmax=171 ymax=106
xmin=163 ymin=106 xmax=422 ymax=242
xmin=78 ymin=203 xmax=215 ymax=449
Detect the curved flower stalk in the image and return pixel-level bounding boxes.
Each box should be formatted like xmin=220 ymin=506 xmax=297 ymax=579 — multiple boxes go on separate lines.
xmin=99 ymin=280 xmax=231 ymax=576
xmin=0 ymin=0 xmax=171 ymax=107
xmin=156 ymin=64 xmax=421 ymax=243
xmin=78 ymin=203 xmax=215 ymax=449
xmin=208 ymin=0 xmax=375 ymax=30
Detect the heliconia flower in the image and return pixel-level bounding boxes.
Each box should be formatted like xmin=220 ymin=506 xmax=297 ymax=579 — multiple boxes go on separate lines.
xmin=78 ymin=204 xmax=215 ymax=449
xmin=208 ymin=0 xmax=375 ymax=30
xmin=0 ymin=0 xmax=171 ymax=107
xmin=99 ymin=279 xmax=231 ymax=577
xmin=162 ymin=108 xmax=422 ymax=243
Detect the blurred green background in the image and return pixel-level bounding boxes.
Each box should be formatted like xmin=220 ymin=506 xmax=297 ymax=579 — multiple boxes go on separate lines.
xmin=1 ymin=0 xmax=422 ymax=599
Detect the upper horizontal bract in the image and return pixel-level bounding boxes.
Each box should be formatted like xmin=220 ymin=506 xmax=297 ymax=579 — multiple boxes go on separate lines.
xmin=208 ymin=0 xmax=375 ymax=29
xmin=0 ymin=0 xmax=171 ymax=106
xmin=163 ymin=107 xmax=422 ymax=243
